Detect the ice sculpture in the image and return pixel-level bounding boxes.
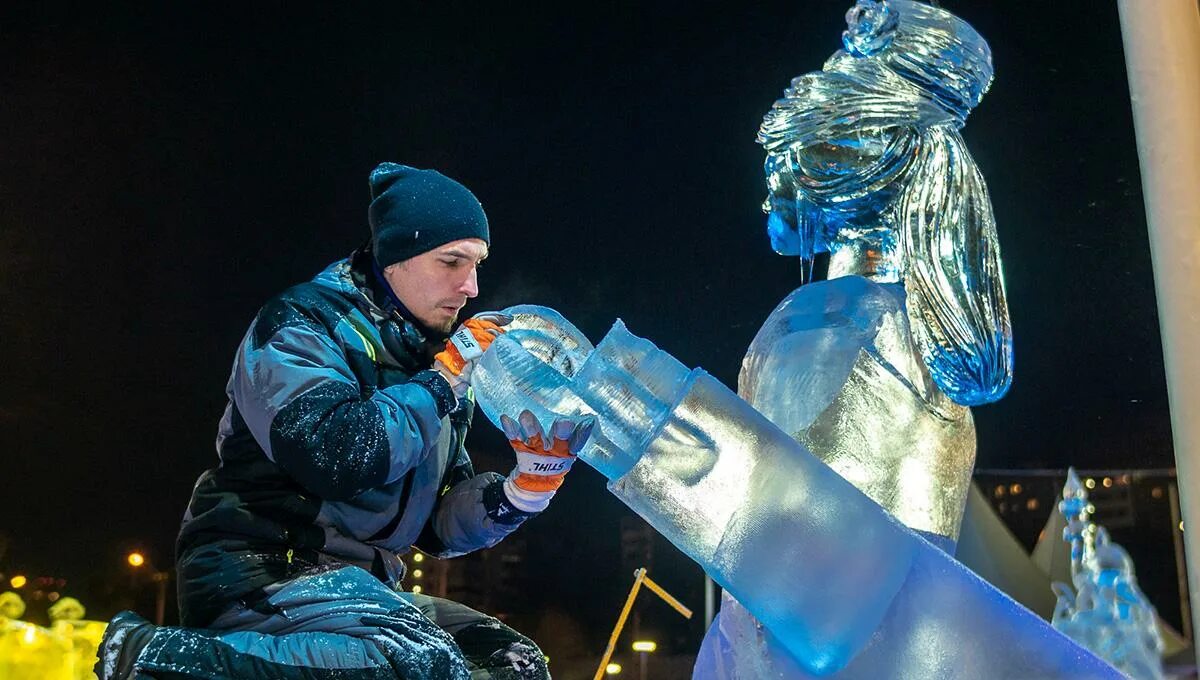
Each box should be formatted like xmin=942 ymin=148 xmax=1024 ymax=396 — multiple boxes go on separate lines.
xmin=692 ymin=0 xmax=1031 ymax=675
xmin=48 ymin=598 xmax=108 ymax=680
xmin=472 ymin=309 xmax=1118 ymax=677
xmin=1052 ymin=469 xmax=1166 ymax=679
xmin=0 ymin=593 xmax=23 ymax=621
xmin=474 ymin=1 xmax=1110 ymax=674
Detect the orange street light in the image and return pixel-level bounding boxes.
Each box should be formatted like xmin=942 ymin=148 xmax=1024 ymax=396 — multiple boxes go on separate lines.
xmin=125 ymin=552 xmax=169 ymax=624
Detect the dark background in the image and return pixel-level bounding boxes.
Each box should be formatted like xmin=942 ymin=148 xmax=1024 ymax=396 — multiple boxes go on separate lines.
xmin=0 ymin=0 xmax=1173 ymax=670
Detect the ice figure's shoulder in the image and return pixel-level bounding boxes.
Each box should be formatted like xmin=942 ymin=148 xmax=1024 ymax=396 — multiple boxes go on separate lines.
xmin=739 ymin=276 xmax=906 ymax=432
xmin=766 ymin=276 xmax=906 ymax=333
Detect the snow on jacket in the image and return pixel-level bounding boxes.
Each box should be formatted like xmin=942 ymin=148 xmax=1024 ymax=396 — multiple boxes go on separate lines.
xmin=175 ymin=247 xmax=533 ymax=627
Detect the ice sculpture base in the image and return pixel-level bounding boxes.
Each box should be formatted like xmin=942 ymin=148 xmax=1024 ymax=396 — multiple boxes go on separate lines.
xmin=695 ymin=544 xmax=1123 ymax=679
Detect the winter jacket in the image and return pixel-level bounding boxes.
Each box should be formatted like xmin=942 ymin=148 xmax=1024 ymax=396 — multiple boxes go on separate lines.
xmin=176 ymin=248 xmax=533 ymax=627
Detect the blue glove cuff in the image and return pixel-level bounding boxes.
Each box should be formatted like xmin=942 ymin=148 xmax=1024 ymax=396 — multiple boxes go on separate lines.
xmin=483 ymin=479 xmax=538 ymax=525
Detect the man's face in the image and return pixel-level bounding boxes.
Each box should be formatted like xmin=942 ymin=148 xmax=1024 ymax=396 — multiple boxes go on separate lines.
xmin=383 ymin=238 xmax=488 ymax=334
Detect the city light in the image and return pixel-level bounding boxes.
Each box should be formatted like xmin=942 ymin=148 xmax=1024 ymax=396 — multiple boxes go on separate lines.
xmin=412 ymin=569 xmax=423 ymax=579
xmin=1009 ymin=483 xmax=1022 ymax=495
xmin=1102 ymin=477 xmax=1113 ymax=488
xmin=631 ymin=641 xmax=656 ymax=653
xmin=1085 ymin=478 xmax=1096 ymax=489
xmin=605 ymin=662 xmax=623 ymax=675
xmin=411 ymin=585 xmax=423 ymax=594
xmin=412 ymin=553 xmax=424 ymax=563
xmin=127 ymin=552 xmax=146 ymax=568
xmin=9 ymin=575 xmax=26 ymax=589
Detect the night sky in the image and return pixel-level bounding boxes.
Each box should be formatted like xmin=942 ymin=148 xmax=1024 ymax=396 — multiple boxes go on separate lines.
xmin=0 ymin=0 xmax=1172 ymax=657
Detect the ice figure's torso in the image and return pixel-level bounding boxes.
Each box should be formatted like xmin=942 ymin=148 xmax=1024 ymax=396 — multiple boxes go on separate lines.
xmin=703 ymin=275 xmax=978 ymax=679
xmin=740 ymin=275 xmax=976 ymax=545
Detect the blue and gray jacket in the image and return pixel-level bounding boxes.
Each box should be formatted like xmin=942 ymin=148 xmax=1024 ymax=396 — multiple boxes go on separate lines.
xmin=176 ymin=248 xmax=532 ymax=627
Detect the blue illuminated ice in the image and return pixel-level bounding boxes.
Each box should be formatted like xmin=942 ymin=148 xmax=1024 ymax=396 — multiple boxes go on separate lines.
xmin=472 ymin=308 xmax=1118 ymax=677
xmin=758 ymin=0 xmax=1012 ymax=407
xmin=1051 ymin=469 xmax=1166 ymax=679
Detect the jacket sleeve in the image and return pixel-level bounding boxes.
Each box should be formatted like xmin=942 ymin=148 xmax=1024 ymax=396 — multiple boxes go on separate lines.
xmin=231 ymin=309 xmax=457 ymax=502
xmin=413 ymin=416 xmax=537 ymax=557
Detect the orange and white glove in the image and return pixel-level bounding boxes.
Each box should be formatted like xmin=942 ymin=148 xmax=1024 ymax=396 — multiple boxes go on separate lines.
xmin=434 ymin=312 xmax=510 ymax=397
xmin=500 ymin=409 xmax=595 ymax=512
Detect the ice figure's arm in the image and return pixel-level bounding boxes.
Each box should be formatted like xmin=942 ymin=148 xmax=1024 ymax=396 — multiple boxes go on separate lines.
xmin=475 ymin=312 xmax=1117 ymax=677
xmin=230 ymin=306 xmax=453 ymax=502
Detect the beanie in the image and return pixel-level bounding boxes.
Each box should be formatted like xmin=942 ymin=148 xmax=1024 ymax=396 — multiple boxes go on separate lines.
xmin=368 ymin=162 xmax=490 ymax=268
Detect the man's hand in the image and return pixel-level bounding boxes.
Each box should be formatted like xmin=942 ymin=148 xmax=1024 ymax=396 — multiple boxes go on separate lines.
xmin=434 ymin=312 xmax=510 ymax=396
xmin=501 ymin=410 xmax=595 ymax=512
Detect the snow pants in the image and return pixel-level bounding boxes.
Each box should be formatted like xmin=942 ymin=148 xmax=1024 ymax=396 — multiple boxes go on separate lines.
xmin=128 ymin=565 xmax=548 ymax=679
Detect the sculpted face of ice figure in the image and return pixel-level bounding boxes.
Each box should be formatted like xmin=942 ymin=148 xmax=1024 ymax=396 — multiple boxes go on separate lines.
xmin=759 ymin=0 xmax=1012 ymax=407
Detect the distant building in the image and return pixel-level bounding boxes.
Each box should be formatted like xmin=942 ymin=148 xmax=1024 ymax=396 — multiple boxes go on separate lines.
xmin=407 ymin=533 xmax=530 ymax=622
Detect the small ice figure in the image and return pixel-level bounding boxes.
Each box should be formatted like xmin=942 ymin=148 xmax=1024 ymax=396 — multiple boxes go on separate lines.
xmin=1052 ymin=469 xmax=1166 ymax=679
xmin=0 ymin=592 xmax=25 ymax=621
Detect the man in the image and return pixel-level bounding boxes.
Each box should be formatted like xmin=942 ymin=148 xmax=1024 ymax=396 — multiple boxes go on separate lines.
xmin=96 ymin=163 xmax=592 ymax=679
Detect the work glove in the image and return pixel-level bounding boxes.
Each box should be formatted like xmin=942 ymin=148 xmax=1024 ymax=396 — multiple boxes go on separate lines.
xmin=501 ymin=410 xmax=595 ymax=513
xmin=434 ymin=312 xmax=511 ymax=397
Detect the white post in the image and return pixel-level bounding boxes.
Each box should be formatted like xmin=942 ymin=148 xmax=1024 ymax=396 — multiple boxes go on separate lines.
xmin=1117 ymin=0 xmax=1200 ymax=643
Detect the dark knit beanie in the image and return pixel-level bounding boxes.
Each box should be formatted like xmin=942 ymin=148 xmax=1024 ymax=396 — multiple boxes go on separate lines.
xmin=368 ymin=162 xmax=490 ymax=268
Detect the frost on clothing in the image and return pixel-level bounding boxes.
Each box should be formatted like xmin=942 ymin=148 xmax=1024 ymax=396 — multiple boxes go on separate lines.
xmin=117 ymin=565 xmax=548 ymax=680
xmin=176 ymin=249 xmax=534 ymax=628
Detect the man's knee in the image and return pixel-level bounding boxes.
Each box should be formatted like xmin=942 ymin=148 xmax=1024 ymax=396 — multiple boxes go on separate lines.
xmin=456 ymin=619 xmax=549 ymax=680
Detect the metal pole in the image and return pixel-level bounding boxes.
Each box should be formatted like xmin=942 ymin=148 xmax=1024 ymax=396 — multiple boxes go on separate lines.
xmin=639 ymin=651 xmax=647 ymax=680
xmin=704 ymin=574 xmax=715 ymax=628
xmin=594 ymin=569 xmax=646 ymax=680
xmin=1117 ymin=0 xmax=1200 ymax=645
xmin=1169 ymin=483 xmax=1192 ymax=641
xmin=154 ymin=572 xmax=168 ymax=625
xmin=641 ymin=573 xmax=693 ymax=619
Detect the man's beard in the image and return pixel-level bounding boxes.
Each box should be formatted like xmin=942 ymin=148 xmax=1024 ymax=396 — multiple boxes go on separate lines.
xmin=427 ymin=306 xmax=460 ymax=337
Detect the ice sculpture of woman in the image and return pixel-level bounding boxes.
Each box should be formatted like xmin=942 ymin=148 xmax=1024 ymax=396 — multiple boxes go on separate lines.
xmin=697 ymin=0 xmax=1013 ymax=675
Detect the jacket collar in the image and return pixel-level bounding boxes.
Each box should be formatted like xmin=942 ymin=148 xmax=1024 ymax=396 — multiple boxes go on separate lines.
xmin=329 ymin=247 xmax=445 ymax=371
